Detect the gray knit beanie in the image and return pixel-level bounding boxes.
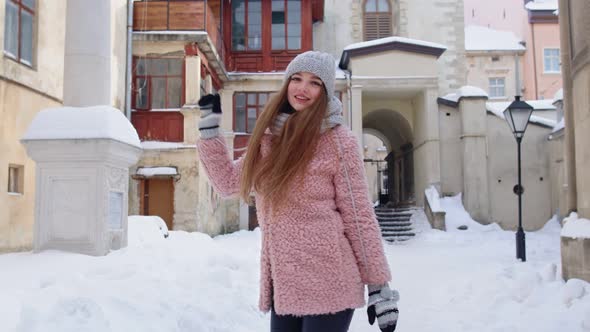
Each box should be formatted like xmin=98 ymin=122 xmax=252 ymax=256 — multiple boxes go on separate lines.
xmin=276 ymin=51 xmax=344 ymax=134
xmin=284 ymin=51 xmax=336 ymax=100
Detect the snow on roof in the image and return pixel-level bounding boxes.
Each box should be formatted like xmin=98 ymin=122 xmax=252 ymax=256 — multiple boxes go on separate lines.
xmin=228 ymin=71 xmax=284 ymax=77
xmin=440 ymin=86 xmax=488 ymax=103
xmin=133 ymin=30 xmax=208 ymax=36
xmin=136 ymin=167 xmax=178 ymax=177
xmin=343 ymin=36 xmax=446 ymax=52
xmin=553 ymin=88 xmax=563 ymax=103
xmin=525 ymin=0 xmax=558 ymax=11
xmin=335 ymin=60 xmax=346 ymax=79
xmin=141 ymin=141 xmax=196 ymax=150
xmin=487 ymin=99 xmax=556 ymax=112
xmin=552 ymin=118 xmax=565 ymax=133
xmin=465 ymin=25 xmax=525 ymax=52
xmin=561 ymin=212 xmax=590 ymax=239
xmin=230 ymin=61 xmax=346 ymax=79
xmin=486 ymin=100 xmax=557 ymax=128
xmin=22 ymin=106 xmax=141 ymax=148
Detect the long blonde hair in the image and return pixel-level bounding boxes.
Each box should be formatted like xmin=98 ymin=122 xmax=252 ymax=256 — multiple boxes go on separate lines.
xmin=239 ymin=79 xmax=328 ymax=209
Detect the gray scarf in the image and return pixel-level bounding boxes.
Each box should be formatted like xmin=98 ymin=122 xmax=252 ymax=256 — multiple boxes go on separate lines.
xmin=270 ymin=97 xmax=344 ymax=136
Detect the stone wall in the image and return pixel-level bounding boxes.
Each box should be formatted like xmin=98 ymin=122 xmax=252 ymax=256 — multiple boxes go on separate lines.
xmin=129 ymin=148 xmax=200 ymax=232
xmin=486 ymin=115 xmax=552 ymax=230
xmin=0 ymin=0 xmax=67 ymax=252
xmin=405 ymin=0 xmax=466 ymax=93
xmin=466 ymin=52 xmax=524 ymax=101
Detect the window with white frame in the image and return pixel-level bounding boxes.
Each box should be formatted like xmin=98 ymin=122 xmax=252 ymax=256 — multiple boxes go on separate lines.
xmin=7 ymin=164 xmax=24 ymax=194
xmin=489 ymin=77 xmax=505 ymax=98
xmin=543 ymin=48 xmax=560 ymax=73
xmin=4 ymin=0 xmax=35 ymax=66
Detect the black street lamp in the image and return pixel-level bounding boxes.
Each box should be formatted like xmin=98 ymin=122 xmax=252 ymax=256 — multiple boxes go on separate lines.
xmin=503 ymin=96 xmax=534 ymax=262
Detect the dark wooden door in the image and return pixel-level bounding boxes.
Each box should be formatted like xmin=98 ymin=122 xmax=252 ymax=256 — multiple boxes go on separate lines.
xmin=143 ymin=179 xmax=174 ymax=230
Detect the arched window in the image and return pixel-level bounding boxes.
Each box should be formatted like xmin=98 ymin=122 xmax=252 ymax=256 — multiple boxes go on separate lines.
xmin=363 ymin=0 xmax=392 ymax=41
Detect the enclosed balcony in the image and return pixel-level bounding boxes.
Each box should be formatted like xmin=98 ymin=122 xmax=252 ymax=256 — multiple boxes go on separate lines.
xmin=132 ymin=0 xmax=227 ymax=81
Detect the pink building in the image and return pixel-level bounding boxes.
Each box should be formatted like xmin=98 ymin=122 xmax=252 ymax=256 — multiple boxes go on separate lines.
xmin=464 ymin=0 xmax=561 ymax=100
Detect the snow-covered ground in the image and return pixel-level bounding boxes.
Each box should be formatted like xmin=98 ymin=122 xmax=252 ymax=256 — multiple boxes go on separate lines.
xmin=1 ymin=198 xmax=589 ymax=332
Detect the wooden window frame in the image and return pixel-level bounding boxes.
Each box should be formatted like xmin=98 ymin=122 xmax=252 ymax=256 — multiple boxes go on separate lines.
xmin=3 ymin=0 xmax=35 ymax=67
xmin=233 ymin=92 xmax=272 ymax=133
xmin=363 ymin=0 xmax=392 ymax=41
xmin=131 ymin=56 xmax=186 ymax=111
xmin=231 ymin=0 xmax=303 ymax=53
xmin=224 ymin=0 xmax=312 ymax=72
xmin=271 ymin=0 xmax=303 ymax=51
xmin=231 ymin=0 xmax=263 ymax=51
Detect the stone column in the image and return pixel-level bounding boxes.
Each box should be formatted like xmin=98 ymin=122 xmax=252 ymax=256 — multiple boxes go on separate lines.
xmin=558 ymin=0 xmax=578 ymax=215
xmin=185 ymin=56 xmax=202 ymax=106
xmin=180 ymin=56 xmax=202 ymax=145
xmin=219 ymin=89 xmax=235 ymax=135
xmin=351 ymin=85 xmax=364 ymax=155
xmin=458 ymin=96 xmax=490 ymax=223
xmin=63 ymin=0 xmax=111 ymax=106
xmin=413 ymin=88 xmax=442 ymax=206
xmin=181 ymin=105 xmax=199 ymax=145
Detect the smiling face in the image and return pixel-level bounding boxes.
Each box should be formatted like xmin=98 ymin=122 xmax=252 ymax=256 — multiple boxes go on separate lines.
xmin=287 ymin=72 xmax=324 ymax=112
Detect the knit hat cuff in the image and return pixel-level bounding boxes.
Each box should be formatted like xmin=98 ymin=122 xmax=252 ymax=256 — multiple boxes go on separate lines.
xmin=284 ymin=51 xmax=336 ymax=100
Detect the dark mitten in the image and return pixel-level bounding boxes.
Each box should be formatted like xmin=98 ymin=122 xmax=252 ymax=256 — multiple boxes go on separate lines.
xmin=270 ymin=102 xmax=296 ymax=135
xmin=198 ymin=93 xmax=221 ymax=113
xmin=198 ymin=94 xmax=222 ymax=139
xmin=367 ymin=284 xmax=399 ymax=332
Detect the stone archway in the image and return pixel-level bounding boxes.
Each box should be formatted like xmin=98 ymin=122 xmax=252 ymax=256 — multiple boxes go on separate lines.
xmin=363 ymin=109 xmax=414 ymax=206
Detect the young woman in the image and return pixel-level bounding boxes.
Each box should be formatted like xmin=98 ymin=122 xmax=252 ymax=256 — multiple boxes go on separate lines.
xmin=197 ymin=51 xmax=399 ymax=332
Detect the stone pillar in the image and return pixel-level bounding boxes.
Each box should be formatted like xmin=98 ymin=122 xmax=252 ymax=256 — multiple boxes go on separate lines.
xmin=185 ymin=55 xmax=202 ymax=106
xmin=458 ymin=96 xmax=490 ymax=223
xmin=351 ymin=85 xmax=364 ymax=154
xmin=219 ymin=89 xmax=234 ymax=134
xmin=558 ymin=0 xmax=578 ymax=215
xmin=63 ymin=0 xmax=112 ymax=106
xmin=413 ymin=88 xmax=442 ymax=206
xmin=21 ymin=106 xmax=142 ymax=256
xmin=561 ymin=236 xmax=590 ymax=282
xmin=181 ymin=105 xmax=199 ymax=145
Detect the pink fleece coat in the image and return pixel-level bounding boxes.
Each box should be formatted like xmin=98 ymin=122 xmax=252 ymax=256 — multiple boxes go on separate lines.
xmin=197 ymin=125 xmax=391 ymax=316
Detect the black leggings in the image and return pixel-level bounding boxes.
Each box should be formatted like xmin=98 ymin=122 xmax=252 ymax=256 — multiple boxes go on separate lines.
xmin=270 ymin=308 xmax=354 ymax=332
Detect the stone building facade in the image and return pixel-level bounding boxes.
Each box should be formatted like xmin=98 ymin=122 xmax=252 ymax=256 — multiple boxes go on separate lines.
xmin=0 ymin=0 xmax=128 ymax=252
xmin=1 ymin=0 xmax=570 ymax=253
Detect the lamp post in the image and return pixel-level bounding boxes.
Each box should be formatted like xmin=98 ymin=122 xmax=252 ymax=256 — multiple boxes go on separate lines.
xmin=503 ymin=96 xmax=534 ymax=262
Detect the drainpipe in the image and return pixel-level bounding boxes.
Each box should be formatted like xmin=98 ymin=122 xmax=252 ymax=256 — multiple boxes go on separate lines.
xmin=125 ymin=0 xmax=134 ymax=119
xmin=514 ymin=52 xmax=522 ymax=96
xmin=344 ymin=69 xmax=353 ymax=129
xmin=530 ymin=24 xmax=539 ymax=99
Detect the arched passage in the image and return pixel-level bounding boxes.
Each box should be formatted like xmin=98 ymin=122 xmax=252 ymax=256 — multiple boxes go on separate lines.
xmin=363 ymin=109 xmax=415 ymax=206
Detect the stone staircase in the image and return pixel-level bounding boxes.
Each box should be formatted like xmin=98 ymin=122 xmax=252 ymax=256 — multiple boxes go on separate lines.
xmin=374 ymin=206 xmax=417 ymax=242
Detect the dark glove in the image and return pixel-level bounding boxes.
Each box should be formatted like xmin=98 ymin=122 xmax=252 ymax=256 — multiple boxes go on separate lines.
xmin=198 ymin=94 xmax=221 ymax=139
xmin=367 ymin=284 xmax=399 ymax=332
xmin=199 ymin=93 xmax=221 ymax=113
xmin=270 ymin=103 xmax=295 ymax=135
